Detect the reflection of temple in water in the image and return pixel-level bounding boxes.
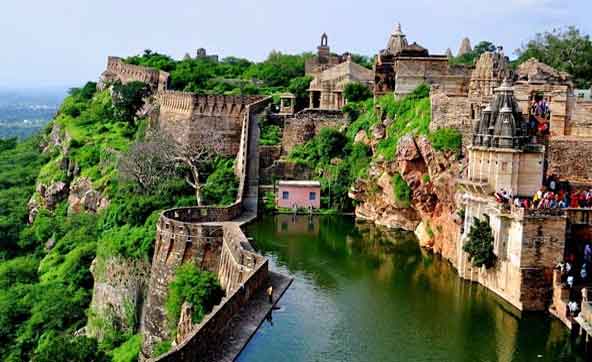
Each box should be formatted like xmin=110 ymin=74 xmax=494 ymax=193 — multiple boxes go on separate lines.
xmin=274 ymin=214 xmax=320 ymax=236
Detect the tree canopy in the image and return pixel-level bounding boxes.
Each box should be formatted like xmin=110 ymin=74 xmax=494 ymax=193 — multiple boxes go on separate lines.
xmin=515 ymin=26 xmax=592 ymax=88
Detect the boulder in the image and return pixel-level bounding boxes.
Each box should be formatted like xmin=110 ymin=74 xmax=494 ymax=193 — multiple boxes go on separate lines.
xmin=354 ymin=130 xmax=370 ymax=145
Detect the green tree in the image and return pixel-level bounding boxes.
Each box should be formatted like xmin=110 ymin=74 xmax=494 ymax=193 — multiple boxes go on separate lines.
xmin=515 ymin=26 xmax=592 ymax=88
xmin=111 ymin=81 xmax=152 ymax=126
xmin=33 ymin=331 xmax=106 ymax=362
xmin=463 ymin=217 xmax=496 ymax=268
xmin=344 ymin=82 xmax=373 ymax=103
xmin=288 ymin=75 xmax=313 ymax=110
xmin=243 ymin=51 xmax=308 ymax=87
xmin=165 ymin=264 xmax=224 ymax=334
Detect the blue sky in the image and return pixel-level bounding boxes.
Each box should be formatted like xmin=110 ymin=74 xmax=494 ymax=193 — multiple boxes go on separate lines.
xmin=1 ymin=0 xmax=590 ymax=88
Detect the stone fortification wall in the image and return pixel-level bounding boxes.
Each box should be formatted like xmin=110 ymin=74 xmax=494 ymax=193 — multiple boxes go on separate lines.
xmin=281 ymin=109 xmax=346 ymax=154
xmin=218 ymin=224 xmax=266 ymax=292
xmin=149 ymin=256 xmax=268 ymax=362
xmin=156 ymin=92 xmax=266 ymax=156
xmin=141 ymin=96 xmax=271 ymax=358
xmin=519 ymin=209 xmax=567 ymax=310
xmin=103 ymin=57 xmax=170 ymax=91
xmin=142 ymin=214 xmax=226 ymax=355
xmin=458 ymin=206 xmax=566 ymax=311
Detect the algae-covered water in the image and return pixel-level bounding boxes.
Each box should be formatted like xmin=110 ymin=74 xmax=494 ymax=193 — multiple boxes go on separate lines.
xmin=237 ymin=215 xmax=580 ymax=362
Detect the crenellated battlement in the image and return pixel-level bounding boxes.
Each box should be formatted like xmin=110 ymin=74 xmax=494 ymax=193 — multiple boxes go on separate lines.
xmin=156 ymin=90 xmax=264 ymax=117
xmin=102 ymin=56 xmax=170 ymax=91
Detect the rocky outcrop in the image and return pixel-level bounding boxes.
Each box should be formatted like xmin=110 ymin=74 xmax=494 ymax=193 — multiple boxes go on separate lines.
xmin=351 ymin=135 xmax=463 ymax=264
xmin=68 ymin=177 xmax=110 ymax=213
xmin=87 ymin=256 xmax=151 ymax=339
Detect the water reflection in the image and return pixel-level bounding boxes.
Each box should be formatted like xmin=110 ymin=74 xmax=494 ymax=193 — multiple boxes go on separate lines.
xmin=239 ymin=215 xmax=581 ymax=362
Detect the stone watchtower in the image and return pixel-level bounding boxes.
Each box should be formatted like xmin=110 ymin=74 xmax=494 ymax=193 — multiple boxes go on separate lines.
xmin=458 ymin=79 xmax=566 ymax=312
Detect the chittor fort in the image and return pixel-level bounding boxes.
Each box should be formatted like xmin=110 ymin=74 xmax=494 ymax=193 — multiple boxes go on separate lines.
xmin=3 ymin=7 xmax=592 ymax=362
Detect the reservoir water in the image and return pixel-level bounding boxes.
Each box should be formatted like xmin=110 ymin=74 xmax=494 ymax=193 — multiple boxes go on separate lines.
xmin=237 ymin=215 xmax=580 ymax=362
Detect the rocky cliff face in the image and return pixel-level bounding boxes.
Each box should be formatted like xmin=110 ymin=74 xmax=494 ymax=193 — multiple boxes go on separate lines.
xmin=27 ymin=123 xmax=109 ymax=223
xmin=350 ymin=134 xmax=463 ymax=264
xmin=86 ymin=256 xmax=151 ymax=339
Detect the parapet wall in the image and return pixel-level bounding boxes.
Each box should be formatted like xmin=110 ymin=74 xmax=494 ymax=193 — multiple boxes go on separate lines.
xmin=141 ymin=96 xmax=271 ymax=359
xmin=103 ymin=57 xmax=170 ymax=91
xmin=150 ymin=254 xmax=268 ymax=362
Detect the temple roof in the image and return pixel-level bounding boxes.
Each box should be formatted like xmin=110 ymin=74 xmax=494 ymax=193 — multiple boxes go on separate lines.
xmin=516 ymin=58 xmax=571 ymax=84
xmin=458 ymin=37 xmax=472 ymax=56
xmin=472 ymin=79 xmax=529 ymax=149
xmin=386 ymin=23 xmax=409 ymax=55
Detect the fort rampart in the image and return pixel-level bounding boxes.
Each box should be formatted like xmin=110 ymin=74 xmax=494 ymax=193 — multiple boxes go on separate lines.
xmin=156 ymin=91 xmax=266 ymax=156
xmin=103 ymin=56 xmax=170 ymax=91
xmin=140 ymin=96 xmax=272 ymax=359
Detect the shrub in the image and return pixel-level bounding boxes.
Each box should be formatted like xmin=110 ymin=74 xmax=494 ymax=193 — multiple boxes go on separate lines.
xmin=165 ymin=264 xmax=224 ymax=336
xmin=344 ymin=82 xmax=373 ymax=103
xmin=392 ymin=173 xmax=412 ymax=208
xmin=152 ymin=339 xmax=172 ymax=358
xmin=428 ymin=127 xmax=462 ymax=153
xmin=463 ymin=217 xmax=496 ymax=268
xmin=111 ymin=334 xmax=142 ymax=362
xmin=201 ymin=158 xmax=239 ymax=206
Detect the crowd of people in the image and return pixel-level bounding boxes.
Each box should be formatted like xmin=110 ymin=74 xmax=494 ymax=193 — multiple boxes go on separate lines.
xmin=494 ymin=175 xmax=592 ymax=211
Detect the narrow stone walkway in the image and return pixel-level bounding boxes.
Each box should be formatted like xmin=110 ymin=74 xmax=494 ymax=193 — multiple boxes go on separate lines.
xmin=203 ymin=271 xmax=293 ymax=362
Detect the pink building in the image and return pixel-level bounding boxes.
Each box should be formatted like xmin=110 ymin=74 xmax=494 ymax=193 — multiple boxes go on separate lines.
xmin=276 ymin=180 xmax=321 ymax=209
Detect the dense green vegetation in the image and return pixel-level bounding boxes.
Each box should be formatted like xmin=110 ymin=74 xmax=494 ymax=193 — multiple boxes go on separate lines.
xmin=288 ymin=128 xmax=372 ymax=211
xmin=346 ymin=84 xmax=432 ymax=161
xmin=463 ymin=217 xmax=496 ymax=268
xmin=286 ymin=83 xmax=463 ymax=212
xmin=126 ymin=49 xmax=312 ymax=97
xmin=0 ymin=81 xmax=205 ymax=361
xmin=162 ymin=264 xmax=224 ymax=354
xmin=343 ymin=82 xmax=373 ymax=103
xmin=428 ymin=127 xmax=462 ymax=153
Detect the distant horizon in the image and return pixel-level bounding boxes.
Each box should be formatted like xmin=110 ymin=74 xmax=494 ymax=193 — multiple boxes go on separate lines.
xmin=2 ymin=0 xmax=590 ymax=87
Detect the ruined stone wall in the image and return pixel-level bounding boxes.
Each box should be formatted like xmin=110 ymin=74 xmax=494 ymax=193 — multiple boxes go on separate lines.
xmin=259 ymin=145 xmax=281 ymax=170
xmin=430 ymin=88 xmax=472 ymax=146
xmin=103 ymin=57 xmax=170 ymax=91
xmin=87 ymin=256 xmax=151 ymax=339
xmin=281 ymin=109 xmax=346 ymax=154
xmin=548 ymin=138 xmax=592 ymax=184
xmin=567 ymin=98 xmax=592 ymax=137
xmin=392 ymin=57 xmax=470 ymax=97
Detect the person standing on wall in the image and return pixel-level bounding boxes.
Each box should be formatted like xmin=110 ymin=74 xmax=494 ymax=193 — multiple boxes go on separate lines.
xmin=267 ymin=285 xmax=274 ymax=304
